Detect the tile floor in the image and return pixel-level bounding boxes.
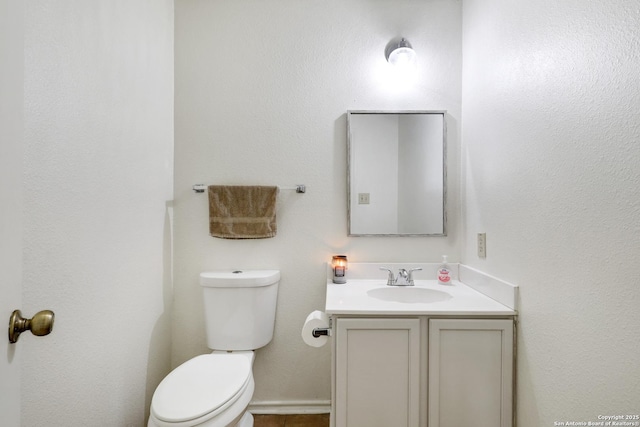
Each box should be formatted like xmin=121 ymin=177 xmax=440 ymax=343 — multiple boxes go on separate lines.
xmin=253 ymin=414 xmax=330 ymax=427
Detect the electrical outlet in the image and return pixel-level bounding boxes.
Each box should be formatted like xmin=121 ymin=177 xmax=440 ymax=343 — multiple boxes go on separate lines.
xmin=477 ymin=233 xmax=487 ymax=258
xmin=358 ymin=193 xmax=370 ymax=204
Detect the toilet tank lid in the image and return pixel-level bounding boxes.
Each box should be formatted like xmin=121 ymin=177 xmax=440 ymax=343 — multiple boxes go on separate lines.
xmin=200 ymin=270 xmax=280 ymax=288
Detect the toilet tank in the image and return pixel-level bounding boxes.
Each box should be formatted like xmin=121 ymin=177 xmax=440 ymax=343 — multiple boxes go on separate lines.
xmin=199 ymin=270 xmax=280 ymax=351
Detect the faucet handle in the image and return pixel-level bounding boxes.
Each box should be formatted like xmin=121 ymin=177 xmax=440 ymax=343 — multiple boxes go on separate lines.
xmin=379 ymin=267 xmax=395 ymax=286
xmin=407 ymin=267 xmax=423 ymax=284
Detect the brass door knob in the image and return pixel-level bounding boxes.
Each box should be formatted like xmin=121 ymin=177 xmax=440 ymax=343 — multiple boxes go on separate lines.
xmin=8 ymin=309 xmax=55 ymax=343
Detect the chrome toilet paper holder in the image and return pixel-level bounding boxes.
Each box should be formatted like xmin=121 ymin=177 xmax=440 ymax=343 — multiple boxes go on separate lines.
xmin=312 ymin=327 xmax=332 ymax=338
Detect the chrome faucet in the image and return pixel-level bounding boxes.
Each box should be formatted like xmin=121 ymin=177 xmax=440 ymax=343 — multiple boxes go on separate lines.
xmin=379 ymin=267 xmax=423 ymax=286
xmin=397 ymin=268 xmax=410 ymax=285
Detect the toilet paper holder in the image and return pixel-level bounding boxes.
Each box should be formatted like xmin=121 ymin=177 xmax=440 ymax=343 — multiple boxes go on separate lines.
xmin=312 ymin=327 xmax=332 ymax=338
xmin=302 ymin=311 xmax=331 ymax=347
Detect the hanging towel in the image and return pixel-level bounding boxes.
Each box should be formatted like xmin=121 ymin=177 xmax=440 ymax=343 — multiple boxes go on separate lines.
xmin=208 ymin=185 xmax=279 ymax=239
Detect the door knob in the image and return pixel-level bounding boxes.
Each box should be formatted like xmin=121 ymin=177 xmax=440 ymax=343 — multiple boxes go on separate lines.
xmin=8 ymin=309 xmax=55 ymax=343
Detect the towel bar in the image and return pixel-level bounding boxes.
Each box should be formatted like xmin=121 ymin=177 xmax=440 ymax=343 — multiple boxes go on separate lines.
xmin=192 ymin=184 xmax=306 ymax=194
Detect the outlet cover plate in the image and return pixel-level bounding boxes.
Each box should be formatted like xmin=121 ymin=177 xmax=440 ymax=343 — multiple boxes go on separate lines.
xmin=477 ymin=233 xmax=487 ymax=258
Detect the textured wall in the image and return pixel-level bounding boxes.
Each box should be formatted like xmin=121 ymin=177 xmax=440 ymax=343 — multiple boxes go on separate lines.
xmin=461 ymin=0 xmax=640 ymax=424
xmin=23 ymin=1 xmax=174 ymax=425
xmin=174 ymin=0 xmax=461 ymax=406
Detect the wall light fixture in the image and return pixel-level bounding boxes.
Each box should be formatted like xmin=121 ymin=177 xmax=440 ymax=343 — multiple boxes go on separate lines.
xmin=385 ymin=37 xmax=416 ymax=68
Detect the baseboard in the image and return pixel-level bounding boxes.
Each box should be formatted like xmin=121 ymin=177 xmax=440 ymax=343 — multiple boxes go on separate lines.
xmin=248 ymin=400 xmax=331 ymax=415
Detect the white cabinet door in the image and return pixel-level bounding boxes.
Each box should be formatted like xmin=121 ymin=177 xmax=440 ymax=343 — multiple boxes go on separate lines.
xmin=0 ymin=1 xmax=24 ymax=424
xmin=335 ymin=318 xmax=421 ymax=427
xmin=429 ymin=318 xmax=513 ymax=427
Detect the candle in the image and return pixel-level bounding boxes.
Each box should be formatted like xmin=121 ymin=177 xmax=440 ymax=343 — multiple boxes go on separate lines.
xmin=332 ymin=255 xmax=348 ymax=284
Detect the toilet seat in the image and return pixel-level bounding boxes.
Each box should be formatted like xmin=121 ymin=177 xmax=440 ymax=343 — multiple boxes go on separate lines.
xmin=151 ymin=353 xmax=252 ymax=424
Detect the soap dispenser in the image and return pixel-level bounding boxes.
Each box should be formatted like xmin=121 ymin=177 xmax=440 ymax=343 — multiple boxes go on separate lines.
xmin=437 ymin=255 xmax=451 ymax=285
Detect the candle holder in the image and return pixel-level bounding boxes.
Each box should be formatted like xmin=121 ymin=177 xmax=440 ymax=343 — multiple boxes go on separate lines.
xmin=332 ymin=255 xmax=348 ymax=284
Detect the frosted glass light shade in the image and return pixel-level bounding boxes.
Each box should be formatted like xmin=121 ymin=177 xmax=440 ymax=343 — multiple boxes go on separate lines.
xmin=385 ymin=38 xmax=416 ymax=67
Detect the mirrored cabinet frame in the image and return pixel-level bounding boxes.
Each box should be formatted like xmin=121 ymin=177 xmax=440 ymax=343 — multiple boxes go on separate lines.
xmin=347 ymin=110 xmax=447 ymax=237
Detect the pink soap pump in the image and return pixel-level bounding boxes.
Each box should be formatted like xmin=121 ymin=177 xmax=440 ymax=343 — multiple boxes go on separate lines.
xmin=437 ymin=255 xmax=452 ymax=285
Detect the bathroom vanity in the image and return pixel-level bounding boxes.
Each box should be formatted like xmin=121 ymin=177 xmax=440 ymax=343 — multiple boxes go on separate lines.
xmin=324 ymin=263 xmax=517 ymax=427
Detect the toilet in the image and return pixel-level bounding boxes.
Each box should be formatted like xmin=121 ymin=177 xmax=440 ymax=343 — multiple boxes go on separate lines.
xmin=148 ymin=270 xmax=280 ymax=427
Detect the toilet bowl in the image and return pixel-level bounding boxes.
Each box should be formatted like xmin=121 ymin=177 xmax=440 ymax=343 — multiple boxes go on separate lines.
xmin=148 ymin=352 xmax=255 ymax=427
xmin=148 ymin=270 xmax=280 ymax=427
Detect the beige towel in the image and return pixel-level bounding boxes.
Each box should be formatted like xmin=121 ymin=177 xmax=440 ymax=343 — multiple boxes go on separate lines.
xmin=208 ymin=185 xmax=278 ymax=239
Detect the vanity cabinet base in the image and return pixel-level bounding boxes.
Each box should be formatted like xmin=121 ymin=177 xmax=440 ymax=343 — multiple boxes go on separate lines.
xmin=331 ymin=317 xmax=514 ymax=427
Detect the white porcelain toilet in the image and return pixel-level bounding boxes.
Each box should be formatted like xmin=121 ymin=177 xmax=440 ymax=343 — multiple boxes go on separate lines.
xmin=148 ymin=270 xmax=280 ymax=427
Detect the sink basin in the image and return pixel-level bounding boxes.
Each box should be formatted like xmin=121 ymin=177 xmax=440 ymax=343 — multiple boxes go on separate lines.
xmin=367 ymin=287 xmax=452 ymax=304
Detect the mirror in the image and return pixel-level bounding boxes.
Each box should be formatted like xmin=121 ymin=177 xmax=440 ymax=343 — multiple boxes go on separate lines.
xmin=347 ymin=111 xmax=446 ymax=236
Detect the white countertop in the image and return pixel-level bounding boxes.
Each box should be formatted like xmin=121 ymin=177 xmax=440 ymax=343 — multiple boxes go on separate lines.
xmin=325 ymin=279 xmax=516 ymax=316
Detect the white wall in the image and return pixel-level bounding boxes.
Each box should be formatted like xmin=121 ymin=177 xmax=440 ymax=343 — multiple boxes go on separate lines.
xmin=461 ymin=0 xmax=640 ymax=424
xmin=23 ymin=1 xmax=174 ymax=425
xmin=0 ymin=1 xmax=23 ymax=425
xmin=174 ymin=0 xmax=461 ymax=406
